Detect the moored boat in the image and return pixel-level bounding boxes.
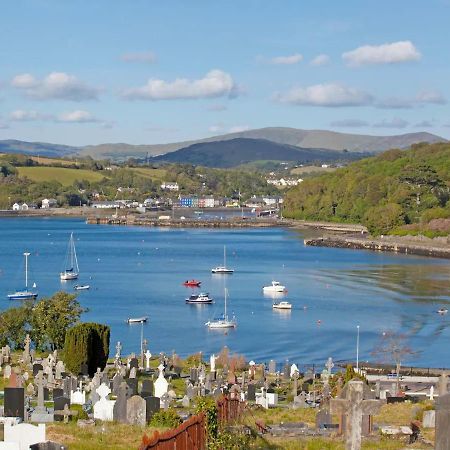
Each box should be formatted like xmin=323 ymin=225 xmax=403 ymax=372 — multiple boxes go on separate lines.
xmin=437 ymin=308 xmax=448 ymax=315
xmin=211 ymin=246 xmax=234 ymax=274
xmin=127 ymin=316 xmax=148 ymax=324
xmin=60 ymin=232 xmax=79 ymax=281
xmin=183 ymin=279 xmax=202 ymax=287
xmin=263 ymin=281 xmax=286 ymax=293
xmin=273 ymin=301 xmax=292 ymax=310
xmin=74 ymin=284 xmax=90 ymax=291
xmin=7 ymin=252 xmax=38 ymax=300
xmin=205 ymin=288 xmax=236 ymax=329
xmin=186 ymin=293 xmax=213 ymax=304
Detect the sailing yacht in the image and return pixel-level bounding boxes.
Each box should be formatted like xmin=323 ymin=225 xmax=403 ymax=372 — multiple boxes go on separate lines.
xmin=7 ymin=252 xmax=38 ymax=300
xmin=205 ymin=288 xmax=237 ymax=329
xmin=211 ymin=246 xmax=234 ymax=274
xmin=60 ymin=232 xmax=79 ymax=281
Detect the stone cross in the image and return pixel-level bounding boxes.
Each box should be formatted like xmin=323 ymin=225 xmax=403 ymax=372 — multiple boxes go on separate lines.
xmin=436 ymin=392 xmax=450 ymax=450
xmin=54 ymin=404 xmax=78 ymax=423
xmin=330 ymin=381 xmax=385 ymax=450
xmin=429 ymin=385 xmax=436 ymax=400
xmin=145 ymin=350 xmax=152 ymax=370
xmin=35 ymin=370 xmax=46 ymax=412
xmin=210 ymin=354 xmax=217 ymax=373
xmin=115 ymin=341 xmax=122 ymax=362
xmin=325 ymin=357 xmax=334 ymax=373
xmin=292 ymin=371 xmax=299 ymax=397
xmin=23 ymin=334 xmax=31 ymax=364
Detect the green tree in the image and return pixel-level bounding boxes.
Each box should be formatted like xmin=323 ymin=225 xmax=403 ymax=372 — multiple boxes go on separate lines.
xmin=31 ymin=291 xmax=84 ymax=351
xmin=0 ymin=303 xmax=33 ymax=349
xmin=363 ymin=203 xmax=405 ymax=235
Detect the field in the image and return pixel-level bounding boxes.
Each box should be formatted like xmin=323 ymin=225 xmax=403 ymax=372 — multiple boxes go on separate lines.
xmin=17 ymin=167 xmax=107 ymax=186
xmin=129 ymin=167 xmax=167 ymax=181
xmin=29 ymin=156 xmax=79 ymax=167
xmin=291 ymin=165 xmax=337 ymax=175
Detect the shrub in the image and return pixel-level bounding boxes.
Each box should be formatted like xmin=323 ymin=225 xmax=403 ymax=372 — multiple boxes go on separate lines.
xmin=149 ymin=409 xmax=182 ymax=428
xmin=63 ymin=322 xmax=110 ymax=376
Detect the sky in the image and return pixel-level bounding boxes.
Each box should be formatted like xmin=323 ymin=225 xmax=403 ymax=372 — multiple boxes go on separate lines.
xmin=1 ymin=0 xmax=450 ymax=146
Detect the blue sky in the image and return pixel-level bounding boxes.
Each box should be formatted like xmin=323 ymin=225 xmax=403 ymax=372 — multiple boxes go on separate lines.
xmin=1 ymin=0 xmax=450 ymax=146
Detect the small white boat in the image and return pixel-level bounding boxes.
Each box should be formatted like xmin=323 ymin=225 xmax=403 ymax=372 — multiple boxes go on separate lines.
xmin=186 ymin=293 xmax=213 ymax=304
xmin=127 ymin=316 xmax=148 ymax=324
xmin=8 ymin=252 xmax=38 ymax=300
xmin=263 ymin=281 xmax=286 ymax=293
xmin=437 ymin=308 xmax=448 ymax=315
xmin=74 ymin=284 xmax=90 ymax=291
xmin=60 ymin=233 xmax=79 ymax=281
xmin=211 ymin=246 xmax=234 ymax=274
xmin=205 ymin=288 xmax=236 ymax=329
xmin=273 ymin=301 xmax=292 ymax=310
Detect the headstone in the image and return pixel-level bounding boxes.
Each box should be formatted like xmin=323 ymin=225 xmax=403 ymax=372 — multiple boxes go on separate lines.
xmin=93 ymin=383 xmax=115 ymax=421
xmin=23 ymin=334 xmax=32 ymax=365
xmin=282 ymin=361 xmax=290 ymax=380
xmin=330 ymin=380 xmax=384 ymax=450
xmin=54 ymin=397 xmax=70 ymax=422
xmin=248 ymin=384 xmax=256 ymax=401
xmin=32 ymin=364 xmax=43 ymax=377
xmin=53 ymin=388 xmax=64 ymax=400
xmin=435 ymin=393 xmax=450 ymax=449
xmin=113 ymin=383 xmax=128 ymax=424
xmin=190 ymin=367 xmax=198 ymax=383
xmin=154 ymin=364 xmax=169 ymax=398
xmin=141 ymin=379 xmax=154 ymax=397
xmin=4 ymin=365 xmax=12 ymax=379
xmin=30 ymin=441 xmax=68 ymax=450
xmin=80 ymin=363 xmax=88 ymax=377
xmin=293 ymin=392 xmax=308 ymax=409
xmin=290 ymin=364 xmax=299 ymax=378
xmin=126 ymin=378 xmax=138 ymax=396
xmin=268 ymin=360 xmax=276 ymax=374
xmin=4 ymin=423 xmax=46 ymax=450
xmin=70 ymin=388 xmax=86 ymax=405
xmin=8 ymin=372 xmax=19 ymax=388
xmin=160 ymin=392 xmax=171 ymax=410
xmin=126 ymin=395 xmax=146 ymax=425
xmin=210 ymin=354 xmax=217 ymax=373
xmin=4 ymin=387 xmax=25 ymax=420
xmin=145 ymin=396 xmax=160 ymax=422
xmin=316 ymin=408 xmax=332 ymax=429
xmin=55 ymin=361 xmax=65 ymax=380
xmin=112 ymin=373 xmax=124 ymax=396
xmin=129 ymin=358 xmax=139 ymax=371
xmin=63 ymin=378 xmax=71 ymax=398
xmin=422 ymin=409 xmax=435 ymax=428
xmin=144 ymin=350 xmax=152 ymax=370
xmin=182 ymin=395 xmax=190 ymax=408
xmin=129 ymin=367 xmax=137 ymax=379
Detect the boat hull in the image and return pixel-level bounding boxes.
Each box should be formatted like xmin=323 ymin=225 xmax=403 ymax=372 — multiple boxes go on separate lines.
xmin=206 ymin=321 xmax=236 ymax=329
xmin=127 ymin=317 xmax=148 ymax=323
xmin=74 ymin=285 xmax=90 ymax=290
xmin=60 ymin=272 xmax=79 ymax=281
xmin=8 ymin=292 xmax=38 ymax=300
xmin=211 ymin=269 xmax=234 ymax=274
xmin=186 ymin=299 xmax=212 ymax=304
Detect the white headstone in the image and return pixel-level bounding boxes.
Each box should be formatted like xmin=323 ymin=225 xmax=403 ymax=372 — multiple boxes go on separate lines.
xmin=70 ymin=388 xmax=86 ymax=405
xmin=290 ymin=364 xmax=299 ymax=378
xmin=145 ymin=350 xmax=152 ymax=370
xmin=154 ymin=364 xmax=169 ymax=398
xmin=4 ymin=422 xmax=46 ymax=450
xmin=93 ymin=383 xmax=115 ymax=421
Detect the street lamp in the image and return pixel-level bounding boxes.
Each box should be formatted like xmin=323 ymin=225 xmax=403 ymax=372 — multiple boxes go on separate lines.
xmin=356 ymin=325 xmax=360 ymax=372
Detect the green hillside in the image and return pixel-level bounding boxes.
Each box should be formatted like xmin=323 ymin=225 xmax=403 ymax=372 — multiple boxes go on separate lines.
xmin=283 ymin=143 xmax=450 ymax=235
xmin=18 ymin=166 xmax=107 ymax=186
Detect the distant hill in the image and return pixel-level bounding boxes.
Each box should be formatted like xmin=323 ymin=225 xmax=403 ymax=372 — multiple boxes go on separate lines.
xmin=151 ymin=138 xmax=372 ymax=168
xmin=0 ymin=128 xmax=446 ymax=161
xmin=79 ymin=127 xmax=446 ymax=160
xmin=0 ymin=140 xmax=78 ymax=158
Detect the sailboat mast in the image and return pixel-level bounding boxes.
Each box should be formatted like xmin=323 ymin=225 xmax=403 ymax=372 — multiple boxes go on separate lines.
xmin=72 ymin=233 xmax=79 ymax=273
xmin=24 ymin=252 xmax=30 ymax=288
xmin=224 ymin=246 xmax=226 ymax=267
xmin=224 ymin=288 xmax=227 ymax=318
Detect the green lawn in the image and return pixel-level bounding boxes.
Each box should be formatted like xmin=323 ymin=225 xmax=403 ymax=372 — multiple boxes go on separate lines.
xmin=17 ymin=167 xmax=108 ymax=186
xmin=129 ymin=167 xmax=167 ymax=181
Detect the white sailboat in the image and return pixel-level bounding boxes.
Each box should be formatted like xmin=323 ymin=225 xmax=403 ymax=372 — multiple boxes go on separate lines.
xmin=205 ymin=288 xmax=237 ymax=329
xmin=60 ymin=232 xmax=79 ymax=281
xmin=211 ymin=246 xmax=234 ymax=274
xmin=7 ymin=252 xmax=38 ymax=300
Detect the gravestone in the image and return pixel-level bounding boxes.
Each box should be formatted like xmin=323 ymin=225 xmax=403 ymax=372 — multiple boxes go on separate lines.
xmin=93 ymin=383 xmax=115 ymax=421
xmin=316 ymin=408 xmax=332 ymax=429
xmin=54 ymin=397 xmax=70 ymax=422
xmin=80 ymin=363 xmax=88 ymax=377
xmin=63 ymin=378 xmax=71 ymax=398
xmin=438 ymin=373 xmax=448 ymax=397
xmin=8 ymin=371 xmax=19 ymax=388
xmin=53 ymin=388 xmax=64 ymax=400
xmin=4 ymin=365 xmax=12 ymax=379
xmin=435 ymin=392 xmax=450 ymax=449
xmin=154 ymin=364 xmax=169 ymax=398
xmin=248 ymin=384 xmax=256 ymax=401
xmin=129 ymin=367 xmax=137 ymax=379
xmin=268 ymin=360 xmax=276 ymax=374
xmin=4 ymin=387 xmax=25 ymax=420
xmin=4 ymin=422 xmax=46 ymax=450
xmin=145 ymin=396 xmax=160 ymax=422
xmin=30 ymin=442 xmax=68 ymax=450
xmin=126 ymin=378 xmax=138 ymax=396
xmin=70 ymin=388 xmax=86 ymax=405
xmin=129 ymin=358 xmax=139 ymax=371
xmin=55 ymin=361 xmax=65 ymax=380
xmin=23 ymin=334 xmax=31 ymax=365
xmin=190 ymin=367 xmax=198 ymax=383
xmin=182 ymin=395 xmax=190 ymax=408
xmin=423 ymin=409 xmax=435 ymax=428
xmin=113 ymin=382 xmax=128 ymax=424
xmin=33 ymin=364 xmax=43 ymax=377
xmin=144 ymin=350 xmax=152 ymax=371
xmin=141 ymin=379 xmax=154 ymax=397
xmin=160 ymin=392 xmax=171 ymax=410
xmin=330 ymin=380 xmax=385 ymax=450
xmin=293 ymin=391 xmax=308 ymax=409
xmin=127 ymin=395 xmax=146 ymax=425
xmin=112 ymin=373 xmax=123 ymax=395
xmin=282 ymin=361 xmax=290 ymax=380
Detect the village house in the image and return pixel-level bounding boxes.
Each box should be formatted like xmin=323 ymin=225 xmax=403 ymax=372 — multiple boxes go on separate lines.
xmin=198 ymin=196 xmax=215 ymax=208
xmin=91 ymin=200 xmax=121 ymax=209
xmin=12 ymin=202 xmax=29 ymax=211
xmin=267 ymin=177 xmax=303 ymax=187
xmin=160 ymin=182 xmax=179 ymax=191
xmin=41 ymin=198 xmax=58 ymax=209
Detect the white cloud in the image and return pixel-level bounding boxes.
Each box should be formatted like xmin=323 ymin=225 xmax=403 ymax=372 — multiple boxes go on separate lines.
xmin=121 ymin=51 xmax=156 ymax=63
xmin=310 ymin=54 xmax=331 ymax=66
xmin=57 ymin=110 xmax=99 ymax=123
xmin=376 ymin=90 xmax=447 ymax=109
xmin=274 ymin=83 xmax=373 ymax=107
xmin=270 ymin=53 xmax=303 ymax=65
xmin=122 ymin=70 xmax=239 ymax=100
xmin=9 ymin=110 xmax=48 ymax=121
xmin=11 ymin=72 xmax=99 ymax=101
xmin=373 ymin=117 xmax=409 ymax=128
xmin=229 ymin=125 xmax=250 ymax=133
xmin=330 ymin=119 xmax=369 ymax=127
xmin=343 ymin=41 xmax=421 ymax=66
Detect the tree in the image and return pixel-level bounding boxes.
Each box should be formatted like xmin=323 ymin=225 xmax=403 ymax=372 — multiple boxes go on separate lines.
xmin=0 ymin=303 xmax=32 ymax=349
xmin=363 ymin=203 xmax=405 ymax=235
xmin=63 ymin=322 xmax=110 ymax=376
xmin=371 ymin=331 xmax=417 ymax=394
xmin=31 ymin=291 xmax=85 ymax=351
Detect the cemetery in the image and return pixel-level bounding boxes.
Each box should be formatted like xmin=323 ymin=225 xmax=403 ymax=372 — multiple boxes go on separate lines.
xmin=0 ymin=329 xmax=444 ymax=449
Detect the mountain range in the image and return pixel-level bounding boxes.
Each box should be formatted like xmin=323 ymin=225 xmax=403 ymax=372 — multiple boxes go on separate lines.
xmin=0 ymin=127 xmax=446 ymax=166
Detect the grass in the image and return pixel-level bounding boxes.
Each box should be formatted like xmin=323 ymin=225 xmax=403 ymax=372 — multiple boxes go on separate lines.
xmin=129 ymin=167 xmax=167 ymax=181
xmin=29 ymin=156 xmax=79 ymax=167
xmin=290 ymin=166 xmax=336 ymax=176
xmin=17 ymin=166 xmax=108 ymax=185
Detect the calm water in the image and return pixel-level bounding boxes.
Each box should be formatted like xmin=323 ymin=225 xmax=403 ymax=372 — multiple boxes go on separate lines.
xmin=0 ymin=217 xmax=449 ymax=368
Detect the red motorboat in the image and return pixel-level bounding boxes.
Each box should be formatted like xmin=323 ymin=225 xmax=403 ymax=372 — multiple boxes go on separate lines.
xmin=183 ymin=279 xmax=202 ymax=287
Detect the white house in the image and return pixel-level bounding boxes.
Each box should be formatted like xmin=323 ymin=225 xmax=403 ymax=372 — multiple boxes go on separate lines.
xmin=12 ymin=203 xmax=20 ymax=211
xmin=12 ymin=202 xmax=29 ymax=211
xmin=161 ymin=182 xmax=179 ymax=191
xmin=91 ymin=201 xmax=121 ymax=209
xmin=42 ymin=198 xmax=58 ymax=209
xmin=21 ymin=203 xmax=29 ymax=211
